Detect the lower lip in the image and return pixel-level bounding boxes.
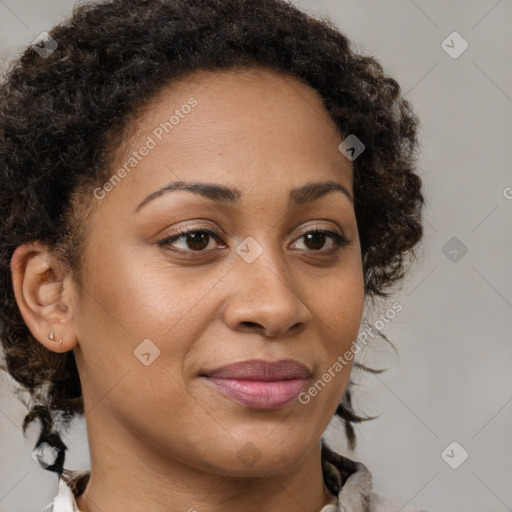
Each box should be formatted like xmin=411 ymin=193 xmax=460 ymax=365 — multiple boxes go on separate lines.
xmin=203 ymin=377 xmax=308 ymax=409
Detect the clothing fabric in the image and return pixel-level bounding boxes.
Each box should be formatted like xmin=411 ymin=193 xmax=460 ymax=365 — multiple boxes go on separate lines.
xmin=39 ymin=442 xmax=431 ymax=512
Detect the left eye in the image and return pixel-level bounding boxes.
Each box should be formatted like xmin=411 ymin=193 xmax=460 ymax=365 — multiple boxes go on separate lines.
xmin=291 ymin=230 xmax=348 ymax=252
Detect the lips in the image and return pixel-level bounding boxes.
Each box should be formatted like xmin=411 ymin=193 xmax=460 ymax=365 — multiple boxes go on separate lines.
xmin=202 ymin=358 xmax=312 ymax=381
xmin=201 ymin=359 xmax=312 ymax=410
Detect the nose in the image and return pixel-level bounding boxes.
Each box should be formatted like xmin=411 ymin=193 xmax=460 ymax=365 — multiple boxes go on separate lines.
xmin=222 ymin=250 xmax=312 ymax=338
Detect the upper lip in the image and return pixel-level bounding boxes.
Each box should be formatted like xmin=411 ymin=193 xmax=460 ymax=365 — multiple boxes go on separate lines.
xmin=202 ymin=359 xmax=312 ymax=381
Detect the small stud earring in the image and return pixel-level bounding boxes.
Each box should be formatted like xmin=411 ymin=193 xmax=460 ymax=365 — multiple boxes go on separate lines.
xmin=48 ymin=332 xmax=63 ymax=344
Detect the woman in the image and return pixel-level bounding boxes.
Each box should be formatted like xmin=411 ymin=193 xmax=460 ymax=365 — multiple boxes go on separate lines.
xmin=0 ymin=0 xmax=427 ymax=511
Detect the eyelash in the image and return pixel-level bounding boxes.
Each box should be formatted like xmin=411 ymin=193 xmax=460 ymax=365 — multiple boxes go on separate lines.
xmin=157 ymin=226 xmax=349 ymax=255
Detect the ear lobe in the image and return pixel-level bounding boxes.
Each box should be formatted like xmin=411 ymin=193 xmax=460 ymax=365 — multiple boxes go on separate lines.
xmin=10 ymin=242 xmax=78 ymax=353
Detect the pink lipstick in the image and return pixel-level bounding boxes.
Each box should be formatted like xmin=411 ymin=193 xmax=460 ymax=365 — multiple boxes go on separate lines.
xmin=201 ymin=359 xmax=312 ymax=409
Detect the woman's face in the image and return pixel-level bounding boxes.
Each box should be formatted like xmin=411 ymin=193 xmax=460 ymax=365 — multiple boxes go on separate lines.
xmin=70 ymin=66 xmax=365 ymax=476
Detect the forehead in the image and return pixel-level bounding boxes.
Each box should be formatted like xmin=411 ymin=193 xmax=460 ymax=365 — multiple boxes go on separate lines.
xmin=92 ymin=65 xmax=352 ymax=214
xmin=118 ymin=65 xmax=345 ymax=162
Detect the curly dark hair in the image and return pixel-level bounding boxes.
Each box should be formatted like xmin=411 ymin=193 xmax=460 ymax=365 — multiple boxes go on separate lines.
xmin=0 ymin=0 xmax=424 ymax=490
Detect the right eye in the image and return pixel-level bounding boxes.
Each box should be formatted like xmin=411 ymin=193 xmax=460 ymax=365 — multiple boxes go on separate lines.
xmin=158 ymin=227 xmax=227 ymax=253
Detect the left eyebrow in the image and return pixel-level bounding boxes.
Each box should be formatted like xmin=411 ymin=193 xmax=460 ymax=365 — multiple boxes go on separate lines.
xmin=289 ymin=180 xmax=353 ymax=206
xmin=134 ymin=179 xmax=353 ymax=213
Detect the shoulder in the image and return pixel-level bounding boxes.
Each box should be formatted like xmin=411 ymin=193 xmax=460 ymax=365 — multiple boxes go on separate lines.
xmin=38 ymin=473 xmax=84 ymax=512
xmin=369 ymin=491 xmax=433 ymax=512
xmin=321 ymin=439 xmax=433 ymax=512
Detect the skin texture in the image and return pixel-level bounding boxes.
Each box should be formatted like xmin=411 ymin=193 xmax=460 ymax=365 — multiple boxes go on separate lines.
xmin=11 ymin=67 xmax=365 ymax=512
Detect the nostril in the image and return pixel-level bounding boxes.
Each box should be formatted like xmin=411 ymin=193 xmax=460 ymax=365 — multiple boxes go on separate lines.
xmin=241 ymin=321 xmax=261 ymax=329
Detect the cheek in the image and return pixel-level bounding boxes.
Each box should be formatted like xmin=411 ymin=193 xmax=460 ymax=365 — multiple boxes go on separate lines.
xmin=76 ymin=240 xmax=222 ymax=340
xmin=312 ymin=251 xmax=365 ymax=342
xmin=72 ymin=242 xmax=230 ymax=403
xmin=72 ymin=253 xmax=208 ymax=438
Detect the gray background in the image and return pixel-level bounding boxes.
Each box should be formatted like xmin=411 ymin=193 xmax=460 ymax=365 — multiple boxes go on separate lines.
xmin=1 ymin=1 xmax=511 ymax=511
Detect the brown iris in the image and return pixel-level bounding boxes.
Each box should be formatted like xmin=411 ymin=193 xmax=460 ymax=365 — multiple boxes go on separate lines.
xmin=303 ymin=231 xmax=327 ymax=251
xmin=184 ymin=232 xmax=211 ymax=250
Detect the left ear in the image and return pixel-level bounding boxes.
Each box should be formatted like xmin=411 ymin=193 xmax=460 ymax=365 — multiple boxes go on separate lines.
xmin=10 ymin=241 xmax=79 ymax=353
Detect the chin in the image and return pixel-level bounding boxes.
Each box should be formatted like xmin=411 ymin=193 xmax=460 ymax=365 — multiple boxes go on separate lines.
xmin=197 ymin=439 xmax=308 ymax=477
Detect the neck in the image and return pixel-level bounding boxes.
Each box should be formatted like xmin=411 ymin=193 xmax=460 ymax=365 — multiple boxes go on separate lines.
xmin=76 ymin=415 xmax=337 ymax=512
